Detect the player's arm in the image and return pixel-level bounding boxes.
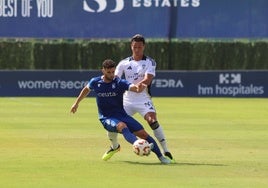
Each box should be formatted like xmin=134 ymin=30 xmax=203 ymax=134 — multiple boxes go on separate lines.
xmin=70 ymin=85 xmax=91 ymax=114
xmin=139 ymin=58 xmax=156 ymax=85
xmin=129 ymin=83 xmax=147 ymax=93
xmin=138 ymin=73 xmax=154 ymax=86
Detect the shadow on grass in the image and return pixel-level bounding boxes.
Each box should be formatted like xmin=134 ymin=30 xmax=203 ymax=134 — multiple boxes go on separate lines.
xmin=124 ymin=161 xmax=227 ymax=166
xmin=177 ymin=162 xmax=227 ymax=166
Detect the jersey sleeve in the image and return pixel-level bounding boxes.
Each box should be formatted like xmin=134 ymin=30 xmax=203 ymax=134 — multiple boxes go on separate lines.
xmin=87 ymin=77 xmax=95 ymax=90
xmin=118 ymin=78 xmax=131 ymax=91
xmin=146 ymin=57 xmax=156 ymax=76
xmin=115 ymin=61 xmax=124 ymax=78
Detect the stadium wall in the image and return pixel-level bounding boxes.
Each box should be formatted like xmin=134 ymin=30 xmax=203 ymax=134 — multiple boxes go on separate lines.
xmin=1 ymin=70 xmax=267 ymax=97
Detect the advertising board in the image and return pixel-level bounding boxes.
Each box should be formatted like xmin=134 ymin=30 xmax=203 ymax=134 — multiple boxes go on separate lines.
xmin=0 ymin=0 xmax=267 ymax=38
xmin=0 ymin=70 xmax=267 ymax=97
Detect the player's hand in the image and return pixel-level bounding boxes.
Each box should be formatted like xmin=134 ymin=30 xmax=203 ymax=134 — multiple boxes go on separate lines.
xmin=70 ymin=103 xmax=78 ymax=114
xmin=136 ymin=83 xmax=147 ymax=92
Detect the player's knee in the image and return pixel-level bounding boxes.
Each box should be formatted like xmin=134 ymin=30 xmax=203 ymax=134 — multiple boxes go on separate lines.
xmin=116 ymin=122 xmax=127 ymax=132
xmin=149 ymin=121 xmax=160 ymax=130
xmin=145 ymin=112 xmax=157 ymax=124
xmin=134 ymin=130 xmax=149 ymax=139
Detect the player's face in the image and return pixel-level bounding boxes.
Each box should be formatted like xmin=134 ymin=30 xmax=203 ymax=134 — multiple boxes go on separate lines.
xmin=131 ymin=41 xmax=145 ymax=59
xmin=102 ymin=67 xmax=115 ymax=82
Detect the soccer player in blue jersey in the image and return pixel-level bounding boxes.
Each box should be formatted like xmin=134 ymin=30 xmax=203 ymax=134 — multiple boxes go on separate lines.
xmin=70 ymin=59 xmax=170 ymax=164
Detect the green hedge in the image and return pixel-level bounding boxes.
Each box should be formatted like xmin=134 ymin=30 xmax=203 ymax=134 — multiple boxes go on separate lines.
xmin=0 ymin=40 xmax=34 ymax=69
xmin=0 ymin=39 xmax=267 ymax=70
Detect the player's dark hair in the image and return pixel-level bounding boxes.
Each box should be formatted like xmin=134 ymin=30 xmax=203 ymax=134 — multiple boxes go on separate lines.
xmin=102 ymin=59 xmax=116 ymax=69
xmin=131 ymin=34 xmax=145 ymax=44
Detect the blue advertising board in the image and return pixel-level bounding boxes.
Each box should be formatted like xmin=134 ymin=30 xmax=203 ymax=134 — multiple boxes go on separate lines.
xmin=0 ymin=0 xmax=267 ymax=38
xmin=0 ymin=70 xmax=267 ymax=97
xmin=151 ymin=71 xmax=267 ymax=97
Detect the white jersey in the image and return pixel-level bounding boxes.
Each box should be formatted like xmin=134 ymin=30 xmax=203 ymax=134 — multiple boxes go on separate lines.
xmin=115 ymin=56 xmax=157 ymax=116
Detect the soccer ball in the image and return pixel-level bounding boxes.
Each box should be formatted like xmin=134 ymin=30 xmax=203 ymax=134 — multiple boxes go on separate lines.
xmin=133 ymin=139 xmax=151 ymax=156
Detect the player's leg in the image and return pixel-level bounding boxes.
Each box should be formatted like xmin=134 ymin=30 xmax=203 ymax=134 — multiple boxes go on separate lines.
xmin=101 ymin=118 xmax=137 ymax=144
xmin=133 ymin=129 xmax=170 ymax=164
xmin=116 ymin=122 xmax=137 ymax=144
xmin=107 ymin=131 xmax=119 ymax=149
xmin=133 ymin=129 xmax=161 ymax=157
xmin=102 ymin=140 xmax=121 ymax=161
xmin=105 ymin=103 xmax=135 ymax=150
xmin=101 ymin=118 xmax=137 ymax=161
xmin=102 ymin=131 xmax=121 ymax=161
xmin=141 ymin=99 xmax=175 ymax=162
xmin=124 ymin=116 xmax=171 ymax=164
xmin=125 ymin=99 xmax=174 ymax=162
xmin=144 ymin=112 xmax=174 ymax=162
xmin=145 ymin=112 xmax=168 ymax=151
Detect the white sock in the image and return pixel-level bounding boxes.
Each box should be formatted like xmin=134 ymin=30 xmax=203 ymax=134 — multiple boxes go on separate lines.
xmin=153 ymin=126 xmax=169 ymax=153
xmin=107 ymin=131 xmax=119 ymax=149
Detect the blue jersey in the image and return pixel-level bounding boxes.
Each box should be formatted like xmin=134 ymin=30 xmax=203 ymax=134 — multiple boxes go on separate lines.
xmin=88 ymin=76 xmax=131 ymax=118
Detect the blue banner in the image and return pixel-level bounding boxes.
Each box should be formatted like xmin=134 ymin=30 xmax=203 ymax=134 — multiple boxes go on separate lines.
xmin=151 ymin=71 xmax=267 ymax=97
xmin=0 ymin=0 xmax=267 ymax=38
xmin=0 ymin=70 xmax=267 ymax=97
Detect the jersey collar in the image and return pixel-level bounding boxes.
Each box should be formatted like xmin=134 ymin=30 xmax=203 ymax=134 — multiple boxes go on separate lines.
xmin=129 ymin=55 xmax=147 ymax=61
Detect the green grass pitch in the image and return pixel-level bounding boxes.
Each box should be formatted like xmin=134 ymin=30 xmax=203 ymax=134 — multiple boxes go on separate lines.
xmin=0 ymin=97 xmax=267 ymax=188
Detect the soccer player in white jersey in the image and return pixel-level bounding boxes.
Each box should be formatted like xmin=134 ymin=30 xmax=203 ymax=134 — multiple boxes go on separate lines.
xmin=114 ymin=34 xmax=175 ymax=162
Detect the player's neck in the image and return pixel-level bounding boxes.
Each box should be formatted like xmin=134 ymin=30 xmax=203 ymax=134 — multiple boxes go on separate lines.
xmin=132 ymin=54 xmax=143 ymax=61
xmin=101 ymin=75 xmax=113 ymax=83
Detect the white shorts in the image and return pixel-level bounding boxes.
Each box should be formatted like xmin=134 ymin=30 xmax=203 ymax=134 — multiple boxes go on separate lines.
xmin=123 ymin=98 xmax=156 ymax=117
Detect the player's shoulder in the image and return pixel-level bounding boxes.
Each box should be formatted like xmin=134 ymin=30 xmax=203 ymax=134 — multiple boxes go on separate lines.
xmin=144 ymin=55 xmax=156 ymax=66
xmin=118 ymin=56 xmax=131 ymax=65
xmin=114 ymin=77 xmax=129 ymax=84
xmin=90 ymin=76 xmax=102 ymax=82
xmin=113 ymin=76 xmax=121 ymax=83
xmin=113 ymin=77 xmax=131 ymax=90
xmin=88 ymin=76 xmax=101 ymax=89
xmin=89 ymin=76 xmax=102 ymax=85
